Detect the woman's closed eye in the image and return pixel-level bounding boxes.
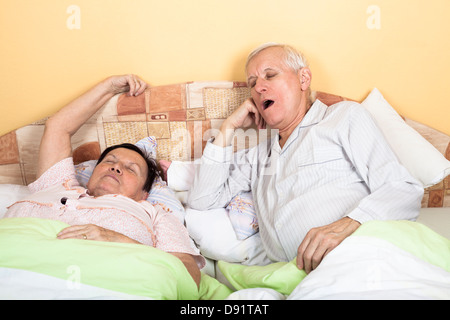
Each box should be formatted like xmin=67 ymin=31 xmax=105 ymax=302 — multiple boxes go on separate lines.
xmin=126 ymin=164 xmax=142 ymax=175
xmin=103 ymin=155 xmax=117 ymax=164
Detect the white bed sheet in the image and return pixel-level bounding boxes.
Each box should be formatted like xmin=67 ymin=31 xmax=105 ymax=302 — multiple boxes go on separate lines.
xmin=225 ymin=235 xmax=450 ymax=300
xmin=0 ymin=267 xmax=151 ymax=300
xmin=288 ymin=235 xmax=450 ymax=300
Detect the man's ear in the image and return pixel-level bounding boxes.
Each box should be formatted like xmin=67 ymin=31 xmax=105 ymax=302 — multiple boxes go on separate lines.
xmin=299 ymin=67 xmax=312 ymax=91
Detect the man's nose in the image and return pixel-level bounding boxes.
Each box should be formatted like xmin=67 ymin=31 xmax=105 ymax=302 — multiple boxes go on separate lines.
xmin=254 ymin=79 xmax=267 ymax=93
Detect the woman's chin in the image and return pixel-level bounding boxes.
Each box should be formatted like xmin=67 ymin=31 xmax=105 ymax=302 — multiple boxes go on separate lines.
xmin=87 ymin=185 xmax=117 ymax=198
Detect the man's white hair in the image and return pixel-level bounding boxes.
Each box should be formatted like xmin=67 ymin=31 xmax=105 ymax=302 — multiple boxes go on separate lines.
xmin=245 ymin=42 xmax=309 ymax=72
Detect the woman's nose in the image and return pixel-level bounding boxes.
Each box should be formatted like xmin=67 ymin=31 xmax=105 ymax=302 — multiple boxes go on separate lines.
xmin=110 ymin=166 xmax=122 ymax=174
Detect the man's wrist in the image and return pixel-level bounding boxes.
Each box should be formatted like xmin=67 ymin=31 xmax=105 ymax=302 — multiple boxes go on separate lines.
xmin=343 ymin=216 xmax=361 ymax=233
xmin=213 ymin=121 xmax=236 ymax=147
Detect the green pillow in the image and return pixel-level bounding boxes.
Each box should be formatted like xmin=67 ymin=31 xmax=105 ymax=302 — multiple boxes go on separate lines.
xmin=198 ymin=273 xmax=233 ymax=300
xmin=218 ymin=259 xmax=306 ymax=295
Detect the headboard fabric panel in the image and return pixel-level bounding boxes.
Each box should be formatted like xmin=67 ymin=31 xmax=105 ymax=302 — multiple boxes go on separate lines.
xmin=0 ymin=81 xmax=448 ymax=208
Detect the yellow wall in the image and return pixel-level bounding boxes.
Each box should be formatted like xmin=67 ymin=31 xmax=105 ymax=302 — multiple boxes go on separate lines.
xmin=1 ymin=0 xmax=449 ymax=136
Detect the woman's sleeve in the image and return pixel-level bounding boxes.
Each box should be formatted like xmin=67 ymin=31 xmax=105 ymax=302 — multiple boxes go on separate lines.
xmin=28 ymin=157 xmax=79 ymax=193
xmin=152 ymin=206 xmax=206 ymax=269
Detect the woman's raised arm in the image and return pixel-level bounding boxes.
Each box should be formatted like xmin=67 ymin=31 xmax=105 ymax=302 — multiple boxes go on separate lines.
xmin=37 ymin=75 xmax=147 ymax=178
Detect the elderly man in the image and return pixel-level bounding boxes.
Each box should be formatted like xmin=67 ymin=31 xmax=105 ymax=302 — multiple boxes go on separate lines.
xmin=188 ymin=43 xmax=423 ymax=273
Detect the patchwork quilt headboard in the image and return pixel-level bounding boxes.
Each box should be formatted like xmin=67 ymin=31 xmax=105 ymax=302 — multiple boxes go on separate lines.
xmin=0 ymin=81 xmax=449 ymax=208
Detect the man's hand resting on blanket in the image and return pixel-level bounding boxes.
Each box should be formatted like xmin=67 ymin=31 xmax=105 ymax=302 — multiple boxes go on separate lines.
xmin=296 ymin=217 xmax=361 ymax=274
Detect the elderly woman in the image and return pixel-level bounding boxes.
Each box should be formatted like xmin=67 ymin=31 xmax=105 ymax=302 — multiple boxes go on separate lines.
xmin=5 ymin=75 xmax=204 ymax=286
xmin=188 ymin=43 xmax=423 ymax=274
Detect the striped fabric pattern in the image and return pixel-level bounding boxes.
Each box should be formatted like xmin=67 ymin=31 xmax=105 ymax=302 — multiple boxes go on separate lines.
xmin=188 ymin=100 xmax=424 ymax=261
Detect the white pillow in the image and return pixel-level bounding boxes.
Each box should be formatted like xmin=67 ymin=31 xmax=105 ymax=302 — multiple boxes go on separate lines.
xmin=0 ymin=184 xmax=31 ymax=218
xmin=362 ymin=88 xmax=450 ymax=188
xmin=169 ymin=161 xmax=260 ymax=240
xmin=185 ymin=208 xmax=270 ymax=265
xmin=166 ymin=160 xmax=198 ymax=191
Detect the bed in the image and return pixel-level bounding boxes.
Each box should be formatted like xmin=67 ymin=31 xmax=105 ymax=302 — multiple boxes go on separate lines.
xmin=0 ymin=81 xmax=449 ymax=300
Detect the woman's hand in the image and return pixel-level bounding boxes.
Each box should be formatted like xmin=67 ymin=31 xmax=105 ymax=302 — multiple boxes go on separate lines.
xmin=107 ymin=74 xmax=147 ymax=96
xmin=57 ymin=224 xmax=140 ymax=244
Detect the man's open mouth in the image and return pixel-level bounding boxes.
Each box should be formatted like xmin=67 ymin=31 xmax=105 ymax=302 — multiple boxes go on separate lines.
xmin=263 ymin=100 xmax=274 ymax=110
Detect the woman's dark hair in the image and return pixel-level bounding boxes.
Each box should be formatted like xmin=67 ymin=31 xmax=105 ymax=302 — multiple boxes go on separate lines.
xmin=96 ymin=143 xmax=160 ymax=193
